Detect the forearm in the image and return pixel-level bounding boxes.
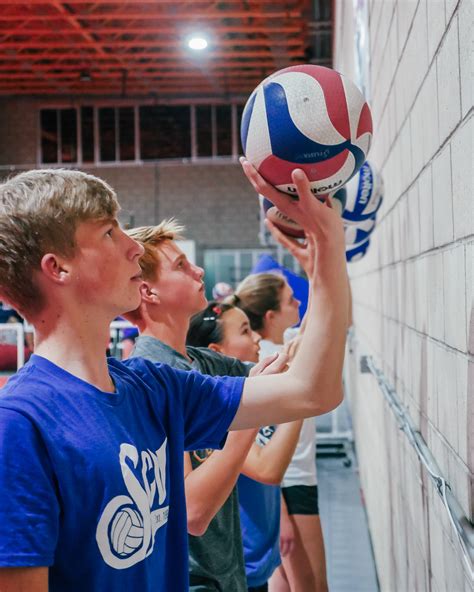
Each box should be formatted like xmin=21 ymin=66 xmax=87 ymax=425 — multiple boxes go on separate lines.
xmin=241 ymin=420 xmax=302 ymax=484
xmin=347 ymin=274 xmax=353 ymax=328
xmin=0 ymin=567 xmax=48 ymax=592
xmin=281 ymin=493 xmax=290 ymax=521
xmin=287 ymin=261 xmax=348 ymax=409
xmin=298 ymin=281 xmax=312 ymax=334
xmin=185 ymin=429 xmax=257 ymax=536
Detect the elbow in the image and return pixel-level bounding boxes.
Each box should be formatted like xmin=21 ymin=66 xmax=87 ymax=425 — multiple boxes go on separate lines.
xmin=259 ymin=474 xmax=283 ymax=486
xmin=322 ymin=380 xmax=344 ymax=414
xmin=309 ymin=380 xmax=344 ymax=416
xmin=187 ymin=510 xmax=211 ymax=537
xmin=266 ymin=472 xmax=285 ymax=486
xmin=255 ymin=467 xmax=285 ymax=486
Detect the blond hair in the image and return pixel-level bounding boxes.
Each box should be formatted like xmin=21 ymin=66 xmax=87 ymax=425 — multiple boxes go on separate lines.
xmin=126 ymin=219 xmax=184 ymax=281
xmin=0 ymin=168 xmax=119 ymax=318
xmin=229 ymin=272 xmax=286 ymax=331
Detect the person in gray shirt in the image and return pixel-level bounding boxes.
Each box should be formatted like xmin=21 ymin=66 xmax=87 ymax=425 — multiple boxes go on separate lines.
xmin=126 ymin=221 xmax=303 ymax=592
xmin=126 ymin=221 xmax=268 ymax=591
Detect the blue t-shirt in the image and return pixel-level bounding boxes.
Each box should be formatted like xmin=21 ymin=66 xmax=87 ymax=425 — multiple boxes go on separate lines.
xmin=0 ymin=354 xmax=244 ymax=591
xmin=237 ymin=426 xmax=281 ymax=587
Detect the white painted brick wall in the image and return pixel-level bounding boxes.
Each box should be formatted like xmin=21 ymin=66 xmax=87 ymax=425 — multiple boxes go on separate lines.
xmin=436 ymin=17 xmax=462 ymax=143
xmin=420 ymin=65 xmax=440 ymax=167
xmin=426 ymin=251 xmax=445 ymax=341
xmin=450 ymin=116 xmax=474 ymax=240
xmin=410 ymin=90 xmax=425 ymax=176
xmin=435 ymin=345 xmax=458 ymax=450
xmin=455 ymin=354 xmax=469 ymax=464
xmin=427 ymin=0 xmax=446 ymax=63
xmin=417 ymin=164 xmax=435 ymax=252
xmin=458 ymin=0 xmax=473 ymax=118
xmin=336 ymin=0 xmax=472 ymax=589
xmin=432 ymin=144 xmax=454 ymax=247
xmin=443 ymin=245 xmax=467 ymax=352
xmin=466 ymin=242 xmax=474 ymax=354
xmin=445 ymin=0 xmax=459 ymax=23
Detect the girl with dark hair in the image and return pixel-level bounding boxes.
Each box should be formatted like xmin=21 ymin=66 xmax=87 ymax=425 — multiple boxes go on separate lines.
xmin=187 ymin=302 xmax=303 ymax=592
xmin=187 ymin=301 xmax=260 ymax=365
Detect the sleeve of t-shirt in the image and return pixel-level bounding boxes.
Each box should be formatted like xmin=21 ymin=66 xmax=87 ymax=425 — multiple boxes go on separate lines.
xmin=177 ymin=369 xmax=244 ymax=450
xmin=0 ymin=408 xmax=59 ymax=567
xmin=130 ymin=360 xmax=244 ymax=452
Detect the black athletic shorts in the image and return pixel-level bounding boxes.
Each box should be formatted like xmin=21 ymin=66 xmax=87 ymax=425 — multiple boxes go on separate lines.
xmin=248 ymin=584 xmax=268 ymax=592
xmin=281 ymin=484 xmax=319 ymax=515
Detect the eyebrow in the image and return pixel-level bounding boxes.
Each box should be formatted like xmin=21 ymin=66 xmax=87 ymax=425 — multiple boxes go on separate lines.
xmin=173 ymin=254 xmax=186 ymax=267
xmin=100 ymin=218 xmax=119 ymax=228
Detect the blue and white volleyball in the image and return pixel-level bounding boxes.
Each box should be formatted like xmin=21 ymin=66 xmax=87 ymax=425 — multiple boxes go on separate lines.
xmin=344 ymin=214 xmax=376 ymax=246
xmin=346 ymin=238 xmax=370 ymax=263
xmin=241 ymin=64 xmax=373 ymax=196
xmin=342 ymin=161 xmax=383 ymax=224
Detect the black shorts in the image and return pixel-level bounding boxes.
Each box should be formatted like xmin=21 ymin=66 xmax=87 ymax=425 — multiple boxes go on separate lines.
xmin=281 ymin=484 xmax=319 ymax=515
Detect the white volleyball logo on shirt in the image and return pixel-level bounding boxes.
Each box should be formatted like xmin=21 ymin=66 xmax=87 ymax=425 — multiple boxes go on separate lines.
xmin=96 ymin=440 xmax=169 ymax=569
xmin=111 ymin=506 xmax=144 ymax=557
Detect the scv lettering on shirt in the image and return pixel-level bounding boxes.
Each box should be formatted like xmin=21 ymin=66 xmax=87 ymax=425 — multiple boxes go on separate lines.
xmin=96 ymin=439 xmax=169 ymax=569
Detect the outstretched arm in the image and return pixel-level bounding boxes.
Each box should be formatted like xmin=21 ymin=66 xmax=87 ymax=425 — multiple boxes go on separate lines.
xmin=184 ymin=429 xmax=257 ymax=537
xmin=230 ymin=164 xmax=348 ymax=429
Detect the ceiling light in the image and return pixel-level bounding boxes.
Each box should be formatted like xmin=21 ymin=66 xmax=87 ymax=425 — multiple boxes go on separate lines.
xmin=188 ymin=37 xmax=208 ymax=51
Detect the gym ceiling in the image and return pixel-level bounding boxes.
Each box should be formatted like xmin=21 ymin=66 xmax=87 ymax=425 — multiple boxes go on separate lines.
xmin=0 ymin=0 xmax=333 ymax=99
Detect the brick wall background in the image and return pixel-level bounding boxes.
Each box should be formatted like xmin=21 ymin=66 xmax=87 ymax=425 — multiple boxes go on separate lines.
xmin=335 ymin=0 xmax=473 ymax=590
xmin=0 ymin=99 xmax=261 ymax=257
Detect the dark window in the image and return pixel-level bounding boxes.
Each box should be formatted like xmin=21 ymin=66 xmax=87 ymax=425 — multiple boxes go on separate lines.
xmin=40 ymin=109 xmax=58 ymax=163
xmin=60 ymin=109 xmax=77 ymax=163
xmin=119 ymin=107 xmax=135 ymax=161
xmin=237 ymin=104 xmax=245 ymax=155
xmin=99 ymin=107 xmax=116 ymax=161
xmin=196 ymin=105 xmax=212 ymax=157
xmin=40 ymin=101 xmax=238 ymax=164
xmin=216 ymin=105 xmax=232 ymax=156
xmin=81 ymin=106 xmax=94 ymax=163
xmin=140 ymin=105 xmax=191 ymax=160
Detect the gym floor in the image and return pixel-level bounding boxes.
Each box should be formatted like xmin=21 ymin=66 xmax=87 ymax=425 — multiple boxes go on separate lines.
xmin=316 ymin=405 xmax=379 ymax=592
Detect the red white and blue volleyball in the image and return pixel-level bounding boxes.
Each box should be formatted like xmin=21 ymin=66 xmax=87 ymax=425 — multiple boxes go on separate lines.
xmin=342 ymin=160 xmax=384 ymax=224
xmin=262 ymin=187 xmax=347 ymax=238
xmin=241 ymin=64 xmax=373 ymax=197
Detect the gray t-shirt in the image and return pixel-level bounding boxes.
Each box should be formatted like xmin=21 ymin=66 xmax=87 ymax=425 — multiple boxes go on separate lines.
xmin=131 ymin=335 xmax=251 ymax=592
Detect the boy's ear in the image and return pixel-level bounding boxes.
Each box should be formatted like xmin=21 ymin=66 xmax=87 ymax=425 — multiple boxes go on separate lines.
xmin=140 ymin=282 xmax=160 ymax=304
xmin=264 ymin=309 xmax=275 ymax=326
xmin=208 ymin=342 xmax=223 ymax=354
xmin=40 ymin=253 xmax=71 ymax=285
